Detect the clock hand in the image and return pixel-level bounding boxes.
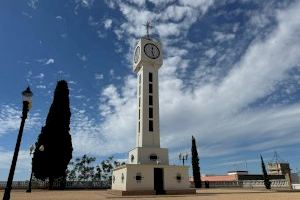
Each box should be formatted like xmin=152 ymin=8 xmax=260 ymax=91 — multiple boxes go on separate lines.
xmin=151 ymin=46 xmax=154 ymax=57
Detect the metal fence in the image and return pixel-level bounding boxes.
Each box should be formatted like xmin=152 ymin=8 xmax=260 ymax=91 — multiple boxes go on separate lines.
xmin=0 ymin=181 xmax=111 ymax=190
xmin=242 ymin=179 xmax=289 ymax=188
xmin=0 ymin=179 xmax=289 ymax=190
xmin=205 ymin=180 xmax=289 ymax=188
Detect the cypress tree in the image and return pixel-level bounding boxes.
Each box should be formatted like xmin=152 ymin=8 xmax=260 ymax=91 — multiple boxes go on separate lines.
xmin=260 ymin=154 xmax=271 ymax=189
xmin=191 ymin=136 xmax=202 ymax=188
xmin=32 ymin=80 xmax=73 ymax=189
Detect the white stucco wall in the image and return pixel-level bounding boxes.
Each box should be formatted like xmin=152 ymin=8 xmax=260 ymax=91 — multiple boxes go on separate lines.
xmin=111 ymin=166 xmax=127 ymax=191
xmin=128 ymin=147 xmax=169 ymax=165
xmin=163 ymin=165 xmax=190 ymax=190
xmin=112 ymin=164 xmax=190 ymax=191
xmin=126 ymin=164 xmax=155 ymax=191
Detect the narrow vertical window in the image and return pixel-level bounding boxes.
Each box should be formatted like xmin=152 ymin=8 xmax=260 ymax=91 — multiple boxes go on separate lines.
xmin=149 ymin=120 xmax=153 ymax=132
xmin=139 ymin=109 xmax=140 ymax=119
xmin=139 ymin=74 xmax=141 ymax=83
xmin=149 ymin=95 xmax=153 ymax=105
xmin=149 ymin=107 xmax=153 ymax=118
xmin=139 ymin=97 xmax=141 ymax=107
xmin=138 ymin=121 xmax=140 ymax=133
xmin=139 ymin=85 xmax=141 ymax=96
xmin=149 ymin=72 xmax=153 ymax=82
xmin=149 ymin=84 xmax=153 ymax=94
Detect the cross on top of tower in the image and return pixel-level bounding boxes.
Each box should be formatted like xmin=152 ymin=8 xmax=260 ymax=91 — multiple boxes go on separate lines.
xmin=143 ymin=21 xmax=153 ymax=39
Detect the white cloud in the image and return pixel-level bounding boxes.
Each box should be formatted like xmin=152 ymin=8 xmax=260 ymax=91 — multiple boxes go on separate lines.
xmin=75 ymin=0 xmax=94 ymax=8
xmin=0 ymin=150 xmax=31 ymax=180
xmin=56 ymin=16 xmax=63 ymax=20
xmin=45 ymin=58 xmax=54 ymax=65
xmin=36 ymin=58 xmax=55 ymax=65
xmin=95 ymin=73 xmax=104 ymax=80
xmin=69 ymin=1 xmax=300 ymax=160
xmin=74 ymin=0 xmax=95 ymax=14
xmin=22 ymin=12 xmax=33 ymax=19
xmin=214 ymin=31 xmax=235 ymax=42
xmin=0 ymin=105 xmax=40 ymax=137
xmin=71 ymin=77 xmax=137 ymax=156
xmin=160 ymin=5 xmax=194 ymax=22
xmin=148 ymin=0 xmax=176 ymax=7
xmin=178 ymin=0 xmax=214 ymax=12
xmin=88 ymin=16 xmax=99 ymax=27
xmin=97 ymin=30 xmax=106 ymax=38
xmin=76 ymin=53 xmax=87 ymax=62
xmin=156 ymin=23 xmax=181 ymax=37
xmin=27 ymin=0 xmax=39 ymax=10
xmin=204 ymin=48 xmax=217 ymax=58
xmin=36 ymin=85 xmax=46 ymax=89
xmin=103 ymin=19 xmax=113 ymax=29
xmin=34 ymin=73 xmax=44 ymax=79
xmin=69 ymin=80 xmax=77 ymax=85
xmin=104 ymin=0 xmax=117 ymax=9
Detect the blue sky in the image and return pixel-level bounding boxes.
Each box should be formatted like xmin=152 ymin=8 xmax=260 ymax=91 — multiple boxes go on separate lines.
xmin=1 ymin=0 xmax=300 ymax=181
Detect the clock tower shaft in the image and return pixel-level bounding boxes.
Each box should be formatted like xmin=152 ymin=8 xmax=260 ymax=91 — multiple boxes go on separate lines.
xmin=136 ymin=62 xmax=160 ymax=148
xmin=130 ymin=37 xmax=165 ymax=165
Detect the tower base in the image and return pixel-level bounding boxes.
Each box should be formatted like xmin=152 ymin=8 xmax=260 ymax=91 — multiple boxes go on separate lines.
xmin=111 ymin=164 xmax=195 ymax=195
xmin=108 ymin=189 xmax=196 ymax=196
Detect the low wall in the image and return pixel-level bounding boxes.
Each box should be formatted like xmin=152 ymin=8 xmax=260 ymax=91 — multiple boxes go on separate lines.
xmin=0 ymin=181 xmax=111 ymax=190
xmin=292 ymin=184 xmax=300 ymax=190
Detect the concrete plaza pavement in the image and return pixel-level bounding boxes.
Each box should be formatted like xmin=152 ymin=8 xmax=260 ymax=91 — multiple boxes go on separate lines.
xmin=0 ymin=188 xmax=299 ymax=200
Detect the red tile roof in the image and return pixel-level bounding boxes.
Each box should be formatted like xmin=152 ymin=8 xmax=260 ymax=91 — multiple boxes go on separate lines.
xmin=190 ymin=174 xmax=238 ymax=182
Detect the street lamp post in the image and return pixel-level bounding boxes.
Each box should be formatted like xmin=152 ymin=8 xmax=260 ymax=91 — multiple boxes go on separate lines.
xmin=25 ymin=144 xmax=44 ymax=193
xmin=179 ymin=153 xmax=188 ymax=166
xmin=3 ymin=87 xmax=33 ymax=200
xmin=26 ymin=144 xmax=35 ymax=193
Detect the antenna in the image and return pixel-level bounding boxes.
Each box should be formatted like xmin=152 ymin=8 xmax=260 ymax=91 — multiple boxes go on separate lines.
xmin=275 ymin=151 xmax=279 ymax=164
xmin=244 ymin=160 xmax=248 ymax=172
xmin=271 ymin=150 xmax=284 ymax=163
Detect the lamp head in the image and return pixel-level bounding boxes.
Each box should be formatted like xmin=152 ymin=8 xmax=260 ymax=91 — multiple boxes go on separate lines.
xmin=22 ymin=86 xmax=33 ymax=109
xmin=39 ymin=145 xmax=44 ymax=152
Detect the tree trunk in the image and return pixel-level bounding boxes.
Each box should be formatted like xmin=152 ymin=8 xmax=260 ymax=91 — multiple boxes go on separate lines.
xmin=60 ymin=174 xmax=66 ymax=190
xmin=49 ymin=177 xmax=54 ymax=190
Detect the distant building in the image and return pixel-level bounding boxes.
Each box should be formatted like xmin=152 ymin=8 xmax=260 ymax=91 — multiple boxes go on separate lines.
xmin=267 ymin=162 xmax=291 ymax=175
xmin=200 ymin=171 xmax=285 ymax=182
xmin=227 ymin=171 xmax=249 ymax=175
xmin=267 ymin=162 xmax=292 ymax=188
xmin=190 ymin=171 xmax=288 ymax=188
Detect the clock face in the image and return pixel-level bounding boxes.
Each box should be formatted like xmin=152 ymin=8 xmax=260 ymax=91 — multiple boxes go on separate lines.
xmin=134 ymin=46 xmax=140 ymax=63
xmin=144 ymin=43 xmax=160 ymax=59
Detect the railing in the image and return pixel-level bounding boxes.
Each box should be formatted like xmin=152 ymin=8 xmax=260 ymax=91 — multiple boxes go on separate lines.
xmin=242 ymin=179 xmax=289 ymax=188
xmin=1 ymin=179 xmax=289 ymax=190
xmin=0 ymin=181 xmax=111 ymax=190
xmin=204 ymin=181 xmax=243 ymax=188
xmin=200 ymin=180 xmax=289 ymax=188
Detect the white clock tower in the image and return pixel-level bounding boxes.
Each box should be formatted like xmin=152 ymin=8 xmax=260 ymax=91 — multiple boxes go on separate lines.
xmin=111 ymin=23 xmax=195 ymax=195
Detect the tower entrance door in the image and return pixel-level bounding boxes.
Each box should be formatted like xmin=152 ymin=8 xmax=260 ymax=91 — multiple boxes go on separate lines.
xmin=154 ymin=168 xmax=164 ymax=194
